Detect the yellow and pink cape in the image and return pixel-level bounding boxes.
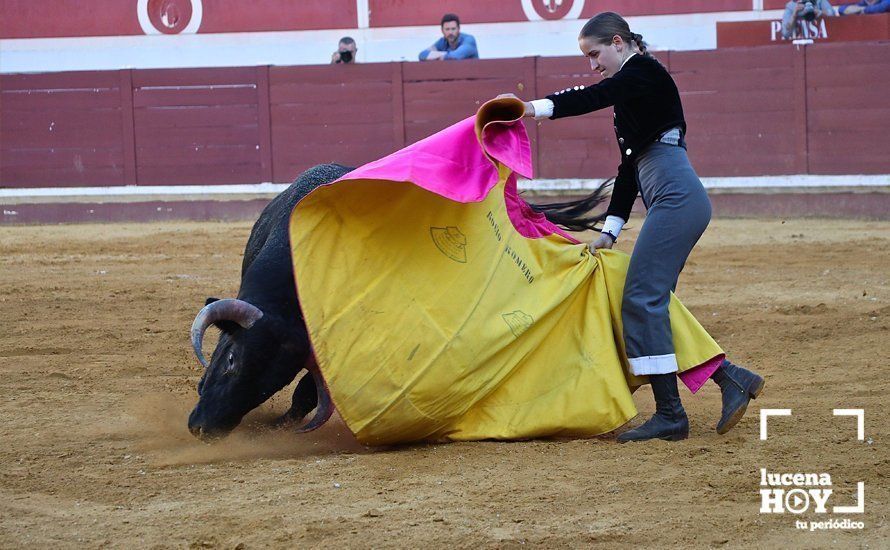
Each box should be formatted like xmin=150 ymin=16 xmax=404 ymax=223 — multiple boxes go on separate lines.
xmin=289 ymin=99 xmax=723 ymax=445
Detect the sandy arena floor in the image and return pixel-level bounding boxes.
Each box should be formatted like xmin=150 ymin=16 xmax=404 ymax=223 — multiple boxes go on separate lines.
xmin=0 ymin=218 xmax=887 ymax=548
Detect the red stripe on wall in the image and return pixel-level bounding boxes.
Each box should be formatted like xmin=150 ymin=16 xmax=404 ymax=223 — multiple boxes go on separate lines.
xmin=368 ymin=0 xmax=755 ymax=28
xmin=199 ymin=0 xmax=356 ymax=34
xmin=0 ymin=0 xmax=141 ymax=39
xmin=580 ymin=0 xmax=752 ymax=18
xmin=0 ymin=0 xmax=356 ymax=39
xmin=764 ymin=0 xmax=789 ymax=9
xmin=368 ymin=0 xmax=527 ymax=27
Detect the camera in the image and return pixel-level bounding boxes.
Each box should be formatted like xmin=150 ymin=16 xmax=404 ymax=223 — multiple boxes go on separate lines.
xmin=338 ymin=50 xmax=353 ymax=63
xmin=800 ymin=0 xmax=818 ymax=22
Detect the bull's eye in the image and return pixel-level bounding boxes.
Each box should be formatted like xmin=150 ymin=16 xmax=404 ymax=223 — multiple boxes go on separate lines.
xmin=225 ymin=351 xmax=236 ymax=374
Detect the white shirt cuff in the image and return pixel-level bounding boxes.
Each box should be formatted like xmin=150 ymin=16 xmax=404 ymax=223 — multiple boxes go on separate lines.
xmin=601 ymin=215 xmax=626 ymax=238
xmin=629 ymin=354 xmax=679 ymax=376
xmin=530 ymin=99 xmax=554 ymax=119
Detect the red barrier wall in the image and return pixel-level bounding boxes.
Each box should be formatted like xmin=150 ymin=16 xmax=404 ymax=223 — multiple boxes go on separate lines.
xmin=269 ymin=63 xmax=404 ymax=180
xmin=805 ymin=41 xmax=890 ymax=174
xmin=402 ymin=58 xmax=536 ymax=143
xmin=131 ymin=67 xmax=265 ymax=185
xmin=3 ymin=43 xmax=890 ymax=189
xmin=671 ymin=47 xmax=807 ymax=176
xmin=0 ymin=71 xmax=127 ymax=187
xmin=536 ymin=55 xmax=625 ymax=178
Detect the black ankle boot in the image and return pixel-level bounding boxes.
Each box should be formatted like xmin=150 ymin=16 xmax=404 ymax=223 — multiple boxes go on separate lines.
xmin=617 ymin=373 xmax=689 ymax=443
xmin=711 ymin=360 xmax=765 ymax=434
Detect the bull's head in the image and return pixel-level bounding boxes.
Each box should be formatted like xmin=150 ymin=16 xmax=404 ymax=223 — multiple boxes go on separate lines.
xmin=187 ymin=297 xmax=303 ymax=439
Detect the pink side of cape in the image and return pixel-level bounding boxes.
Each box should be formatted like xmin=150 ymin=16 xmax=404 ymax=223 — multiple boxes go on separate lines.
xmin=333 ymin=114 xmax=578 ymax=243
xmin=329 ymin=110 xmax=721 ymax=393
xmin=679 ymin=354 xmax=725 ymax=394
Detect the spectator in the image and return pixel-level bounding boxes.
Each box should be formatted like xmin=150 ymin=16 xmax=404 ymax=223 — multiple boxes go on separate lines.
xmin=331 ymin=36 xmax=357 ymax=64
xmin=838 ymin=0 xmax=890 ymax=14
xmin=782 ymin=0 xmax=835 ymax=39
xmin=418 ymin=13 xmax=478 ymax=61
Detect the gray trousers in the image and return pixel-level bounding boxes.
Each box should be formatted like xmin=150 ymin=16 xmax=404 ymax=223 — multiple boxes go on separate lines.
xmin=622 ymin=142 xmax=712 ymax=376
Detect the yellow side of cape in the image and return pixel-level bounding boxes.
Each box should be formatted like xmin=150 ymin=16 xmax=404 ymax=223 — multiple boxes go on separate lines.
xmin=288 ymin=170 xmax=722 ymax=446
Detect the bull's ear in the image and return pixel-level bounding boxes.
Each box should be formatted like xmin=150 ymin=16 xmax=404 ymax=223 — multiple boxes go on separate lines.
xmin=213 ymin=320 xmax=241 ymax=333
xmin=203 ymin=298 xmax=237 ymax=332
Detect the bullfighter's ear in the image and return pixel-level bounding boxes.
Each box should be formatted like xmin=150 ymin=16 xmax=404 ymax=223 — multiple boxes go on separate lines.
xmin=205 ymin=297 xmax=220 ymax=306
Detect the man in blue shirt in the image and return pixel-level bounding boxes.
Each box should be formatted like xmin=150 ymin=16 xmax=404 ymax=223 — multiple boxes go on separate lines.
xmin=418 ymin=13 xmax=479 ymax=61
xmin=838 ymin=0 xmax=890 ymax=14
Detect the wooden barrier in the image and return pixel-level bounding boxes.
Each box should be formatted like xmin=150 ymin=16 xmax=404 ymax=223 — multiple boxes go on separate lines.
xmin=2 ymin=43 xmax=890 ymax=188
xmin=0 ymin=71 xmax=127 ymax=187
xmin=671 ymin=47 xmax=807 ymax=176
xmin=535 ymin=55 xmax=628 ymax=179
xmin=131 ymin=67 xmax=265 ymax=185
xmin=270 ymin=63 xmax=404 ymax=180
xmin=805 ymin=41 xmax=890 ymax=174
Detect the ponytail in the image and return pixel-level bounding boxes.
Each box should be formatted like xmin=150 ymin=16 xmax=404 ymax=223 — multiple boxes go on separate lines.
xmin=630 ymin=32 xmax=649 ymax=55
xmin=530 ymin=178 xmax=614 ymax=232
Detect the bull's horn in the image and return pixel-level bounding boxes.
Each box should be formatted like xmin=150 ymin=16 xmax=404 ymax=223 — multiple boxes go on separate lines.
xmin=295 ymin=355 xmax=335 ymax=433
xmin=190 ymin=299 xmax=264 ymax=368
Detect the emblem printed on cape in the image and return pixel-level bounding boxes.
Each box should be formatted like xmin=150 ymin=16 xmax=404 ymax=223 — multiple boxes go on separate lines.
xmin=502 ymin=310 xmax=534 ymax=337
xmin=430 ymin=226 xmax=468 ymax=263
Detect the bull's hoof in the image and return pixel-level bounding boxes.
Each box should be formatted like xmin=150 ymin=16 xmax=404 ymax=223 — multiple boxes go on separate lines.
xmin=188 ymin=424 xmax=228 ymax=442
xmin=273 ymin=410 xmax=312 ymax=428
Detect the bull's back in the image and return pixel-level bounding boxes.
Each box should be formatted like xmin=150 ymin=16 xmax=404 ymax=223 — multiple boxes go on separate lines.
xmin=241 ymin=163 xmax=352 ymax=275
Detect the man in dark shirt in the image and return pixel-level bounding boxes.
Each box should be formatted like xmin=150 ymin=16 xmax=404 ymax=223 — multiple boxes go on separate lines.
xmin=418 ymin=13 xmax=479 ymax=61
xmin=331 ymin=36 xmax=358 ymax=64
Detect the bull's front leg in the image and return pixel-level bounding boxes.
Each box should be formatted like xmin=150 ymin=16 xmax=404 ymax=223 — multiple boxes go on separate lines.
xmin=275 ymin=370 xmax=317 ymax=426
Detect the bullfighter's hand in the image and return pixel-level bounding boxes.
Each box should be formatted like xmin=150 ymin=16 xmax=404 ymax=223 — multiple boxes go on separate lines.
xmin=589 ymin=233 xmax=615 ymax=254
xmin=495 ymin=94 xmax=534 ymax=117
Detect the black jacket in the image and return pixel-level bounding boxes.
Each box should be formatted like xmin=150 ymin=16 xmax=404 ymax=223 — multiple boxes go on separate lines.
xmin=546 ymin=54 xmax=686 ymax=221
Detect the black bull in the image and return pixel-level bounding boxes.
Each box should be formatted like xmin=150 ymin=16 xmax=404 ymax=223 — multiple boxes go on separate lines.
xmin=188 ymin=164 xmax=351 ymax=439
